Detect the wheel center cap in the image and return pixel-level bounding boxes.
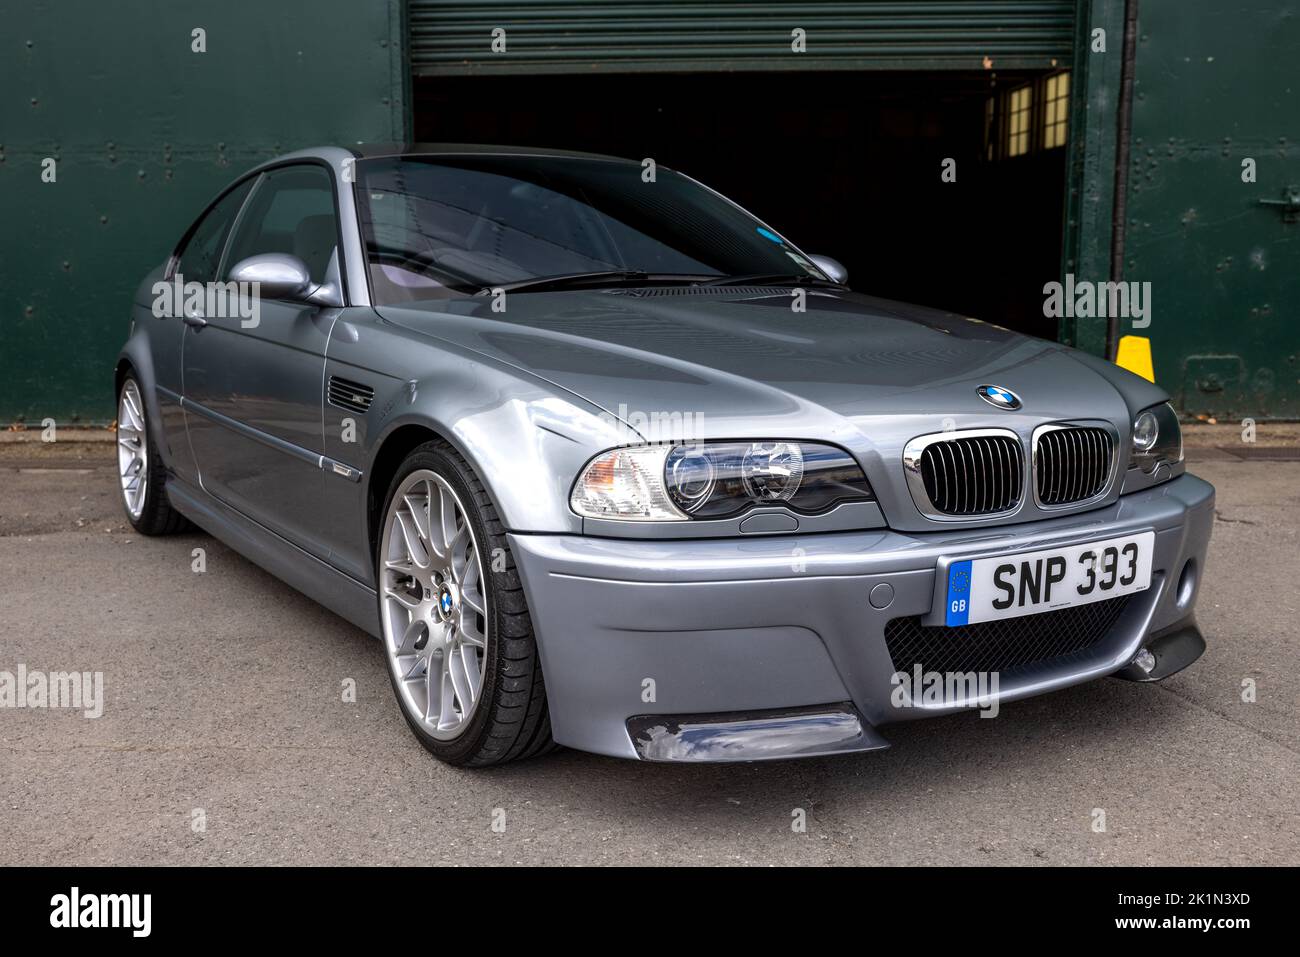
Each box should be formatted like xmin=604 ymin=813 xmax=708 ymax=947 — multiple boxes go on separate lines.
xmin=435 ymin=581 xmax=458 ymax=622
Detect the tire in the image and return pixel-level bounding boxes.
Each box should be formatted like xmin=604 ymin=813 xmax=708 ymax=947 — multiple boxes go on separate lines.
xmin=376 ymin=439 xmax=556 ymax=766
xmin=116 ymin=376 xmax=189 ymax=535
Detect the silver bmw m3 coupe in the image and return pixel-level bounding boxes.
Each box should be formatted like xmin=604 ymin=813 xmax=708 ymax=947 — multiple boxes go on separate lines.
xmin=116 ymin=144 xmax=1213 ymax=765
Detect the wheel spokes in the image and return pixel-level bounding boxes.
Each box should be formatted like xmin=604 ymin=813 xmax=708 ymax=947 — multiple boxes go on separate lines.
xmin=382 ymin=469 xmax=492 ymax=740
xmin=449 ymin=525 xmax=472 ymax=581
xmin=457 ymin=582 xmax=487 ymax=646
xmin=450 ymin=643 xmax=482 ymax=707
xmin=117 ymin=383 xmax=149 ymax=519
xmin=394 ymin=510 xmax=430 ymax=569
xmin=383 ymin=582 xmax=421 ymax=611
xmin=396 ymin=618 xmax=426 ymax=655
xmin=434 ymin=662 xmax=458 ymax=730
xmin=461 ymin=560 xmax=486 ymax=614
xmin=383 ymin=556 xmax=413 ymax=575
xmin=436 ymin=486 xmax=460 ymax=558
xmin=403 ymin=653 xmax=428 ymax=681
xmin=127 ymin=480 xmax=144 ymax=513
xmin=403 ymin=485 xmax=432 ymax=543
xmin=122 ymin=388 xmax=145 ymax=431
xmin=457 ymin=620 xmax=486 ymax=649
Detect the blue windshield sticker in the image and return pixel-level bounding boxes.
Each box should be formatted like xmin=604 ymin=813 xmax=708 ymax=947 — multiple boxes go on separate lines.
xmin=945 ymin=560 xmax=972 ymax=627
xmin=756 ymin=226 xmax=784 ymax=244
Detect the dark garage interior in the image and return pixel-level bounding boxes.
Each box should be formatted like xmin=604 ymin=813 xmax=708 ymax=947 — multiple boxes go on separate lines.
xmin=415 ymin=70 xmax=1068 ymax=340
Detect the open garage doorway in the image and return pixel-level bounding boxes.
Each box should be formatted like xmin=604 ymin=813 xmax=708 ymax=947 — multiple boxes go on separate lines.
xmin=413 ymin=70 xmax=1070 ymax=341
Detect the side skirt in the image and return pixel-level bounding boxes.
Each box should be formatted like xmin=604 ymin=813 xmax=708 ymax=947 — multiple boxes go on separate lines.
xmin=166 ymin=475 xmax=381 ymax=638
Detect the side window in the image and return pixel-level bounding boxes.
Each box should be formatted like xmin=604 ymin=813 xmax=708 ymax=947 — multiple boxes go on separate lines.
xmin=174 ymin=179 xmax=254 ymax=284
xmin=223 ymin=165 xmax=339 ymax=287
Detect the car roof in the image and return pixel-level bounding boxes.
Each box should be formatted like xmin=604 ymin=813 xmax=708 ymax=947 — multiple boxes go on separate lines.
xmin=346 ymin=142 xmax=635 ymax=163
xmin=247 ymin=145 xmax=645 ymax=180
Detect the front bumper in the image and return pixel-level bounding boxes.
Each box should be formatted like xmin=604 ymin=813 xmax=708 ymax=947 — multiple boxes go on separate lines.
xmin=510 ymin=473 xmax=1215 ymax=761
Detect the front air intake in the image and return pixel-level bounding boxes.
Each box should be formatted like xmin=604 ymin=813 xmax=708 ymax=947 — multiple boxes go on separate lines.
xmin=885 ymin=595 xmax=1134 ymax=677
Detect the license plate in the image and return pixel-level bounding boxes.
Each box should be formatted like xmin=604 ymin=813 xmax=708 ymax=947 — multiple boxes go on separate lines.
xmin=943 ymin=531 xmax=1154 ymax=626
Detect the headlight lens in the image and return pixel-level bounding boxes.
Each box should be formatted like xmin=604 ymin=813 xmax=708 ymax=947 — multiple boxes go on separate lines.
xmin=1128 ymin=402 xmax=1182 ymax=473
xmin=1132 ymin=410 xmax=1159 ymax=451
xmin=666 ymin=446 xmax=716 ymax=513
xmin=739 ymin=441 xmax=804 ymax=504
xmin=571 ymin=441 xmax=873 ymax=521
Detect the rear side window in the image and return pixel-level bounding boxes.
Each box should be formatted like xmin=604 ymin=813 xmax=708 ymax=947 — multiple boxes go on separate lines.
xmin=174 ymin=179 xmax=253 ymax=284
xmin=223 ymin=165 xmax=339 ymax=286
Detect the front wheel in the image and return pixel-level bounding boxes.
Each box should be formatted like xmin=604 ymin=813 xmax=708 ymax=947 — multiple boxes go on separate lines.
xmin=116 ymin=376 xmax=189 ymax=535
xmin=377 ymin=441 xmax=555 ymax=766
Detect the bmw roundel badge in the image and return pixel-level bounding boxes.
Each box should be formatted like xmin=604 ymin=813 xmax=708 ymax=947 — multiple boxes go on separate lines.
xmin=976 ymin=384 xmax=1022 ymax=410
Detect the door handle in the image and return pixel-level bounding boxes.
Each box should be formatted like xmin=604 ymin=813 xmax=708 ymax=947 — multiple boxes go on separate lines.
xmin=1258 ymin=185 xmax=1300 ymax=223
xmin=182 ymin=312 xmax=208 ymax=329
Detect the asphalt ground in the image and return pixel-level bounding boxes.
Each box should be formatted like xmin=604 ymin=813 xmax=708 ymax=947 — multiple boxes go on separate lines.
xmin=1 ymin=429 xmax=1296 ymax=865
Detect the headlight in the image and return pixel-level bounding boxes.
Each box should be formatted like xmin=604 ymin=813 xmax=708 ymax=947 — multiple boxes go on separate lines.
xmin=1132 ymin=410 xmax=1159 ymax=451
xmin=568 ymin=446 xmax=681 ymax=521
xmin=1128 ymin=402 xmax=1182 ymax=474
xmin=571 ymin=441 xmax=873 ymax=521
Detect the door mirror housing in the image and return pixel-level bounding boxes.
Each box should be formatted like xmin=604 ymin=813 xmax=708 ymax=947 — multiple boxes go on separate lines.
xmin=228 ymin=253 xmax=311 ymax=299
xmin=808 ymin=254 xmax=848 ymax=286
xmin=228 ymin=253 xmax=342 ymax=307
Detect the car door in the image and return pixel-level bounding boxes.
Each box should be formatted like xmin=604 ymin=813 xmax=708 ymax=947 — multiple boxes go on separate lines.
xmin=182 ymin=162 xmax=344 ymax=559
xmin=143 ymin=177 xmax=255 ymax=488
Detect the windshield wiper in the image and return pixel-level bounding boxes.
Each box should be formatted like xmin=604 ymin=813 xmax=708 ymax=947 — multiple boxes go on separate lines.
xmin=480 ymin=271 xmax=712 ymax=295
xmin=699 ymin=273 xmax=845 ymax=288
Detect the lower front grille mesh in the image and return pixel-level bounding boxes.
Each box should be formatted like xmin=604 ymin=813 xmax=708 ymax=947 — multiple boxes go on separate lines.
xmin=884 ymin=595 xmax=1133 ymax=677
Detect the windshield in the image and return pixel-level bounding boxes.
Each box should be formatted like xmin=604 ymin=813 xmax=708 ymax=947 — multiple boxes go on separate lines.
xmin=354 ymin=154 xmax=825 ymax=304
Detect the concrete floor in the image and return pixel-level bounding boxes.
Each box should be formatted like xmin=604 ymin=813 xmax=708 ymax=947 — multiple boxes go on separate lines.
xmin=1 ymin=435 xmax=1296 ymax=865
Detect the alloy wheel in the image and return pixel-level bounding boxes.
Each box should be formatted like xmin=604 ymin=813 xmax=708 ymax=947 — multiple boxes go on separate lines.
xmin=380 ymin=470 xmax=490 ymax=740
xmin=117 ymin=379 xmax=148 ymax=520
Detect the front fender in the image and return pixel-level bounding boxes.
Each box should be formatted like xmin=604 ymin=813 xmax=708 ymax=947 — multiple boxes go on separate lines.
xmin=318 ymin=311 xmax=638 ymax=585
xmin=366 ymin=364 xmax=628 ymax=535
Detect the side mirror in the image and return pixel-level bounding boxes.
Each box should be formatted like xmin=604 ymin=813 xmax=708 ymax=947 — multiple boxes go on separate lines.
xmin=228 ymin=253 xmax=342 ymax=307
xmin=808 ymin=254 xmax=848 ymax=286
xmin=229 ymin=253 xmax=311 ymax=299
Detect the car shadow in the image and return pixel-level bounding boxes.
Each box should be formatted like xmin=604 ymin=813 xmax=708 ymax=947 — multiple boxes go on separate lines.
xmin=455 ymin=675 xmax=1184 ymax=829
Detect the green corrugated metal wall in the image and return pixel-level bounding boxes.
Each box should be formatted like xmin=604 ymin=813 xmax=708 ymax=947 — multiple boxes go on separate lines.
xmin=6 ymin=0 xmax=1294 ymax=422
xmin=410 ymin=0 xmax=1077 ymax=74
xmin=1120 ymin=0 xmax=1299 ymax=419
xmin=0 ymin=0 xmax=407 ymax=423
xmin=1060 ymin=0 xmax=1124 ymax=357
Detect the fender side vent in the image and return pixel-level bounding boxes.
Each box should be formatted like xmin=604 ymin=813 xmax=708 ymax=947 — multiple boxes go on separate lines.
xmin=327 ymin=376 xmax=374 ymax=415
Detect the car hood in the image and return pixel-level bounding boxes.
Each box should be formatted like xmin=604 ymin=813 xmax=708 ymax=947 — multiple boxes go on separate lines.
xmin=375 ymin=286 xmax=1164 ymax=441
